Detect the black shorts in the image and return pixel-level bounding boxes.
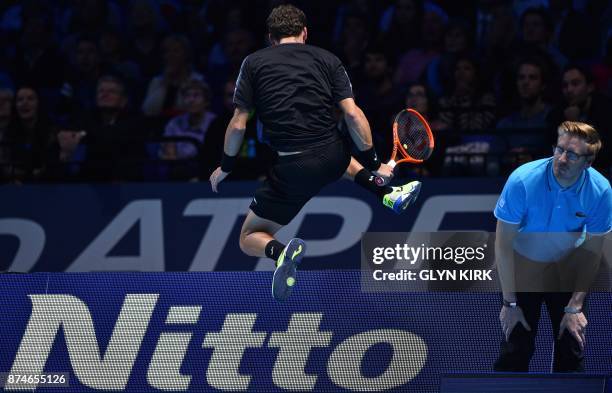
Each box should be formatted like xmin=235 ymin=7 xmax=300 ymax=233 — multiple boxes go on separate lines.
xmin=250 ymin=138 xmax=351 ymax=225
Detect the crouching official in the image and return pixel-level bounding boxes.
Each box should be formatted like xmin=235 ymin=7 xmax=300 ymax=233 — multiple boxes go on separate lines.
xmin=493 ymin=121 xmax=611 ymax=372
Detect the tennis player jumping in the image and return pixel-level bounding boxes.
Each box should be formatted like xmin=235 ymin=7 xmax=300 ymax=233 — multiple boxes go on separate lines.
xmin=210 ymin=4 xmax=421 ymax=301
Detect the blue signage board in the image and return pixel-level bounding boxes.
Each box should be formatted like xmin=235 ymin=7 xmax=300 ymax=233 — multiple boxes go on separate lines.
xmin=0 ymin=271 xmax=610 ymax=392
xmin=0 ymin=179 xmax=504 ymax=272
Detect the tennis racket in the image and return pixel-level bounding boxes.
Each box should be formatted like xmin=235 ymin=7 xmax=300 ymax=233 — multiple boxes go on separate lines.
xmin=375 ymin=108 xmax=434 ymax=185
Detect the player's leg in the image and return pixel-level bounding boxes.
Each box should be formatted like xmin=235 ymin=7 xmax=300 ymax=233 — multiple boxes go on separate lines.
xmin=239 ymin=209 xmax=306 ymax=302
xmin=345 ymin=157 xmax=422 ymax=213
xmin=239 ymin=210 xmax=283 ymax=258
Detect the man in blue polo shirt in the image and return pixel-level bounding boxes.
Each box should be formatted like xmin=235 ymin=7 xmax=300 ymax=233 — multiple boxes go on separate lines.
xmin=493 ymin=121 xmax=611 ymax=372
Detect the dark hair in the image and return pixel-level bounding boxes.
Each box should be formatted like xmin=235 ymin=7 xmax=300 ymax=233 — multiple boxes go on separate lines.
xmin=515 ymin=57 xmax=548 ymax=83
xmin=14 ymin=85 xmax=40 ymax=109
xmin=97 ymin=75 xmax=127 ymax=97
xmin=363 ymin=40 xmax=397 ymax=67
xmin=520 ymin=7 xmax=553 ymax=33
xmin=443 ymin=17 xmax=473 ymax=53
xmin=76 ymin=33 xmax=99 ymax=48
xmin=405 ymin=81 xmax=438 ymax=117
xmin=11 ymin=85 xmax=45 ymax=126
xmin=448 ymin=54 xmax=495 ymax=99
xmin=562 ymin=63 xmax=594 ymax=85
xmin=364 ymin=41 xmax=387 ymax=57
xmin=267 ymin=4 xmax=307 ymax=41
xmin=162 ymin=34 xmax=193 ymax=64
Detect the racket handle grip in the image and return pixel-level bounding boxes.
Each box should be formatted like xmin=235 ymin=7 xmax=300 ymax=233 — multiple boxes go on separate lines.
xmin=374 ymin=160 xmax=396 ymax=185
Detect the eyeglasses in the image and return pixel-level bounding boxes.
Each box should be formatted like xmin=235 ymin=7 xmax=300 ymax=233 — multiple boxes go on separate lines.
xmin=552 ymin=145 xmax=590 ymax=162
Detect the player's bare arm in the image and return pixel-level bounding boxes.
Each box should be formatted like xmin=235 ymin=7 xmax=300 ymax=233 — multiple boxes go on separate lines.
xmin=338 ymin=97 xmax=373 ymax=151
xmin=338 ymin=98 xmax=394 ymax=181
xmin=209 ymin=107 xmax=250 ymax=193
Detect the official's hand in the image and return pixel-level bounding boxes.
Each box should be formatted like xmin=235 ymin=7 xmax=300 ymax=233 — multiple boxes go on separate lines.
xmin=559 ymin=312 xmax=587 ymax=350
xmin=499 ymin=306 xmax=531 ymax=341
xmin=372 ymin=163 xmax=394 ymax=185
xmin=209 ymin=166 xmax=229 ymax=193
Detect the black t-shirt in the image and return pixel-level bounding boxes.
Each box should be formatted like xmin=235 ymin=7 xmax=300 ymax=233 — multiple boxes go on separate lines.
xmin=233 ymin=43 xmax=353 ymax=152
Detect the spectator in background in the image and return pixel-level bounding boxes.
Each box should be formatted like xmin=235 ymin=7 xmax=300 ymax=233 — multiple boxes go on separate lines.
xmin=424 ymin=18 xmax=473 ymax=97
xmin=591 ymin=34 xmax=612 ymax=97
xmin=57 ymin=0 xmax=123 ymax=67
xmin=547 ymin=0 xmax=572 ymax=47
xmin=99 ymin=29 xmax=143 ymax=98
xmin=60 ymin=0 xmax=122 ymax=38
xmin=218 ymin=80 xmax=238 ymax=122
xmin=207 ymin=28 xmax=256 ymax=95
xmin=0 ymin=88 xmax=13 ymax=179
xmin=355 ymin=44 xmax=404 ymax=161
xmin=404 ymin=82 xmax=446 ymax=176
xmin=126 ymin=0 xmax=163 ymax=81
xmin=495 ymin=8 xmax=564 ymax=115
xmin=205 ymin=79 xmax=239 ymax=174
xmin=475 ymin=0 xmax=516 ymax=88
xmin=439 ymin=56 xmax=498 ymax=175
xmin=332 ymin=0 xmax=381 ymax=45
xmin=58 ymin=35 xmax=107 ymax=118
xmin=405 ymin=82 xmax=446 ymax=130
xmin=518 ymin=8 xmax=567 ymax=71
xmin=379 ymin=0 xmax=423 ymax=55
xmin=497 ymin=59 xmax=552 ymax=131
xmin=497 ymin=59 xmax=553 ymax=165
xmin=438 ymin=55 xmax=496 ymax=131
xmin=548 ymin=65 xmax=612 ymax=175
xmin=394 ymin=2 xmax=448 ymax=86
xmin=557 ymin=3 xmax=601 ymax=63
xmin=142 ymin=34 xmax=203 ymax=118
xmin=474 ymin=0 xmax=516 ymax=56
xmin=57 ymin=76 xmax=126 ymax=161
xmin=0 ymin=88 xmax=12 ymax=143
xmin=6 ymin=86 xmax=55 ymax=181
xmin=159 ymin=79 xmax=216 ymax=162
xmin=336 ymin=10 xmax=371 ymax=84
xmin=12 ymin=13 xmax=65 ymax=94
xmin=182 ymin=2 xmax=216 ymax=75
xmin=57 ymin=76 xmax=144 ymax=182
xmin=205 ymin=3 xmax=257 ymax=41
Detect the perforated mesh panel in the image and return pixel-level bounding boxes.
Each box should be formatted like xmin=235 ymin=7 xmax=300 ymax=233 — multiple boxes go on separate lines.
xmin=1 ymin=271 xmax=610 ymax=392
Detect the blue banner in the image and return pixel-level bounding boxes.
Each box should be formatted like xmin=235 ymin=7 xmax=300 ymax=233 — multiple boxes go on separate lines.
xmin=0 ymin=271 xmax=610 ymax=392
xmin=0 ymin=179 xmax=504 ymax=272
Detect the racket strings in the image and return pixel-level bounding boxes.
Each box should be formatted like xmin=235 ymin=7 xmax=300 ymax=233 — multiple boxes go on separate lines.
xmin=396 ymin=112 xmax=431 ymax=160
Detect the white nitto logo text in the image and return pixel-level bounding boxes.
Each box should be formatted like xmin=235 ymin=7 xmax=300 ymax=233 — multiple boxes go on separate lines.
xmin=8 ymin=294 xmax=428 ymax=391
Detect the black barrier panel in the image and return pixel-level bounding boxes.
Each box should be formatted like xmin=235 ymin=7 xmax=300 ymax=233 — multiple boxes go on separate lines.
xmin=440 ymin=373 xmax=608 ymax=393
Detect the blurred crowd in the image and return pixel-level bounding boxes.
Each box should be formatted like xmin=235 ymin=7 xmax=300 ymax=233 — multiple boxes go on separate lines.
xmin=0 ymin=0 xmax=610 ymax=184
